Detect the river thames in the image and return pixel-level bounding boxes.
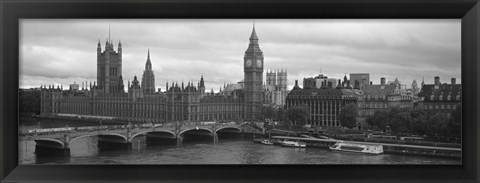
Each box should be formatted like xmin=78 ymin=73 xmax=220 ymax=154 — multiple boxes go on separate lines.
xmin=19 ymin=121 xmax=461 ymax=165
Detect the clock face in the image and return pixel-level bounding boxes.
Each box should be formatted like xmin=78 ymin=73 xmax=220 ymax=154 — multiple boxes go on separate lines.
xmin=256 ymin=59 xmax=262 ymax=67
xmin=245 ymin=59 xmax=252 ymax=67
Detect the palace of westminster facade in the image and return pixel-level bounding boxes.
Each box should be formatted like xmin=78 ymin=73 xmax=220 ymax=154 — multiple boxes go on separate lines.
xmin=39 ymin=25 xmax=461 ymax=128
xmin=40 ymin=26 xmax=289 ymax=123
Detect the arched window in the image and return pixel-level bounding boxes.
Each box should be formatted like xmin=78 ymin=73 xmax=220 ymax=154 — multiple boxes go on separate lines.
xmin=456 ymin=95 xmax=461 ymax=101
xmin=447 ymin=95 xmax=451 ymax=101
xmin=430 ymin=95 xmax=434 ymax=101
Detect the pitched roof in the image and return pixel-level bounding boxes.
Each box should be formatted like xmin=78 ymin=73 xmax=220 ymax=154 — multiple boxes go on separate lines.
xmin=362 ymin=84 xmax=396 ymax=96
xmin=418 ymin=84 xmax=461 ymax=102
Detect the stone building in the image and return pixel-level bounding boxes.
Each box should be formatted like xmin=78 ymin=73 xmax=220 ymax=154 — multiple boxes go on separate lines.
xmin=285 ymin=80 xmax=358 ymax=127
xmin=243 ymin=24 xmax=264 ymax=120
xmin=141 ymin=50 xmax=155 ymax=94
xmin=356 ymin=77 xmax=415 ymax=129
xmin=417 ymin=76 xmax=461 ymax=118
xmin=96 ymin=37 xmax=124 ymax=94
xmin=40 ymin=25 xmax=264 ymax=123
xmin=350 ymin=73 xmax=370 ymax=89
xmin=264 ymin=69 xmax=289 ymax=107
xmin=303 ymin=74 xmax=328 ymax=89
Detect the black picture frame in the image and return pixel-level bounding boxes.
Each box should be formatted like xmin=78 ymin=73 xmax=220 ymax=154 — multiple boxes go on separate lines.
xmin=1 ymin=0 xmax=479 ymax=182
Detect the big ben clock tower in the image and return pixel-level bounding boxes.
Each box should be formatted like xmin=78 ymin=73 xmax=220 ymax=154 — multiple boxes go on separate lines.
xmin=244 ymin=24 xmax=264 ymax=120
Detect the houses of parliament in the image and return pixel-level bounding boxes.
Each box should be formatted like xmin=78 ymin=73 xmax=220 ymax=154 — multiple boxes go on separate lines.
xmin=40 ymin=25 xmax=289 ymax=123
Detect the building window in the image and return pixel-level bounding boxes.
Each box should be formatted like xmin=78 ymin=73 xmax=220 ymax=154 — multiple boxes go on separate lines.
xmin=430 ymin=95 xmax=434 ymax=101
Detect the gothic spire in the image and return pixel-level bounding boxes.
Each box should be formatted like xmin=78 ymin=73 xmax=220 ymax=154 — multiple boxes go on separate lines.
xmin=250 ymin=22 xmax=258 ymax=40
xmin=245 ymin=22 xmax=262 ymax=55
xmin=145 ymin=49 xmax=152 ymax=71
xmin=108 ymin=24 xmax=111 ymax=43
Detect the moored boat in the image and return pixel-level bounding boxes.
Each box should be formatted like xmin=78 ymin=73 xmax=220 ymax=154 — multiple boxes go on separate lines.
xmin=329 ymin=142 xmax=383 ymax=154
xmin=281 ymin=140 xmax=307 ymax=148
xmin=261 ymin=139 xmax=274 ymax=145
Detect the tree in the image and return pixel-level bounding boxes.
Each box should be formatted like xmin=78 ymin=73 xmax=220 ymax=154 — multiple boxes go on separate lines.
xmin=276 ymin=107 xmax=287 ymax=123
xmin=388 ymin=107 xmax=412 ymax=135
xmin=286 ymin=105 xmax=309 ymax=127
xmin=426 ymin=112 xmax=449 ymax=138
xmin=338 ymin=103 xmax=357 ymax=129
xmin=260 ymin=105 xmax=276 ymax=122
xmin=410 ymin=108 xmax=429 ymax=135
xmin=366 ymin=110 xmax=389 ymax=131
xmin=19 ymin=90 xmax=41 ymax=116
xmin=448 ymin=104 xmax=461 ymax=139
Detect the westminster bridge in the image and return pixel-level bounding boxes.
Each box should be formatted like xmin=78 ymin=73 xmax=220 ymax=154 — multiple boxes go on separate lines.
xmin=22 ymin=122 xmax=264 ymax=157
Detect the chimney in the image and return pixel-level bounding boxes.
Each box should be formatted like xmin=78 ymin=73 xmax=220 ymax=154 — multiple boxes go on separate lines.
xmin=434 ymin=76 xmax=440 ymax=85
xmin=370 ymin=81 xmax=373 ymax=85
xmin=380 ymin=78 xmax=385 ymax=86
xmin=451 ymin=78 xmax=456 ymax=85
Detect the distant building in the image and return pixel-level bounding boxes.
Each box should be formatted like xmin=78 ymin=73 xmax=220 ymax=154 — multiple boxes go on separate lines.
xmin=356 ymin=77 xmax=415 ymax=129
xmin=350 ymin=73 xmax=370 ymax=89
xmin=410 ymin=79 xmax=420 ymax=95
xmin=417 ymin=76 xmax=461 ymax=118
xmin=264 ymin=69 xmax=289 ymax=107
xmin=69 ymin=82 xmax=79 ymax=91
xmin=327 ymin=78 xmax=338 ymax=89
xmin=303 ymin=74 xmax=330 ymax=89
xmin=286 ymin=80 xmax=358 ymax=127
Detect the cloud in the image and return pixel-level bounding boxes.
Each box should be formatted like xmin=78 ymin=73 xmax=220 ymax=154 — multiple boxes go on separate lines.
xmin=20 ymin=19 xmax=461 ymax=91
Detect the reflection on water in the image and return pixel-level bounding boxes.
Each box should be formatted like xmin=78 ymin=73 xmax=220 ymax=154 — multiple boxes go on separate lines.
xmin=19 ymin=136 xmax=461 ymax=165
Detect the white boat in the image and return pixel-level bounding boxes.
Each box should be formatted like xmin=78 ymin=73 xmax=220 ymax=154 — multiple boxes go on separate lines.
xmin=281 ymin=140 xmax=307 ymax=148
xmin=261 ymin=139 xmax=274 ymax=145
xmin=329 ymin=142 xmax=383 ymax=154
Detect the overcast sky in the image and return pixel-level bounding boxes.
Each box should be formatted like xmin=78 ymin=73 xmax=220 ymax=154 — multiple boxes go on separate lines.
xmin=20 ymin=19 xmax=461 ymax=91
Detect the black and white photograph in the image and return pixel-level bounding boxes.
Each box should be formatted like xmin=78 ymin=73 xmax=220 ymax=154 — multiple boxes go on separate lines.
xmin=18 ymin=19 xmax=462 ymax=165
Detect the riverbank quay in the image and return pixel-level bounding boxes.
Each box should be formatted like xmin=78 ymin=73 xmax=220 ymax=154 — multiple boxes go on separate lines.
xmin=32 ymin=116 xmax=126 ymax=125
xmin=270 ymin=136 xmax=461 ymax=159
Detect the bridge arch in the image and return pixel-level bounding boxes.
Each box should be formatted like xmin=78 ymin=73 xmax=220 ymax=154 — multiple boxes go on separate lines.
xmin=129 ymin=130 xmax=151 ymax=141
xmin=69 ymin=134 xmax=98 ymax=144
xmin=215 ymin=126 xmax=242 ymax=133
xmin=179 ymin=127 xmax=213 ymax=136
xmin=34 ymin=138 xmax=65 ymax=149
xmin=97 ymin=133 xmax=128 ymax=143
xmin=145 ymin=130 xmax=176 ymax=137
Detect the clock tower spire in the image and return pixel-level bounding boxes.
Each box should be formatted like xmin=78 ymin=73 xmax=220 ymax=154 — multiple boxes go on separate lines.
xmin=243 ymin=23 xmax=264 ymax=120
